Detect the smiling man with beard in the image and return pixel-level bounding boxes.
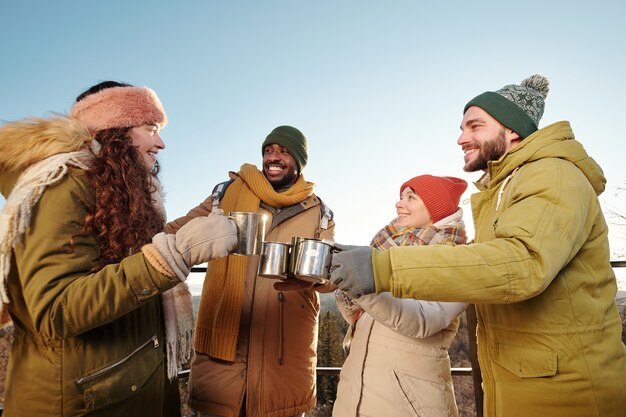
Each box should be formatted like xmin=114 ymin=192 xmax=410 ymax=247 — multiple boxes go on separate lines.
xmin=166 ymin=125 xmax=335 ymax=417
xmin=329 ymin=75 xmax=626 ymax=417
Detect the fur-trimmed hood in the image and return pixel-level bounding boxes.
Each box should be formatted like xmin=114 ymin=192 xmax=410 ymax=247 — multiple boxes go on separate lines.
xmin=0 ymin=116 xmax=92 ymax=197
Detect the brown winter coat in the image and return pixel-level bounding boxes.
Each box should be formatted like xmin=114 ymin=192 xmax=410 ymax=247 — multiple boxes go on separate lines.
xmin=0 ymin=117 xmax=182 ymax=417
xmin=166 ymin=173 xmax=335 ymax=417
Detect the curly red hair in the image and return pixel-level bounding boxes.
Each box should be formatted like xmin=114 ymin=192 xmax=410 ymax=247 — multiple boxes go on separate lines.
xmin=82 ymin=127 xmax=165 ymax=271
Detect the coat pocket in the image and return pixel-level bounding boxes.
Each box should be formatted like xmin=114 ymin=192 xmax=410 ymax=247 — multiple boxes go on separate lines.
xmin=297 ymin=289 xmax=320 ymax=316
xmin=493 ymin=343 xmax=558 ymax=378
xmin=75 ymin=335 xmax=163 ymax=412
xmin=392 ymin=369 xmax=457 ymax=417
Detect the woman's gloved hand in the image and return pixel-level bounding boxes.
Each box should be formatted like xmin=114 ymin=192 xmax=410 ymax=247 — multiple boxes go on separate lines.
xmin=330 ymin=244 xmax=375 ymax=299
xmin=145 ymin=211 xmax=237 ymax=281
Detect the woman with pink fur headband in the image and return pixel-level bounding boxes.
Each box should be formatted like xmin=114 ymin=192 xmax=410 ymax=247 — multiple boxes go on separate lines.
xmin=0 ymin=81 xmax=237 ymax=416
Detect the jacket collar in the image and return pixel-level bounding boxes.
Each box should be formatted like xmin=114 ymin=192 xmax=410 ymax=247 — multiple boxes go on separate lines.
xmin=478 ymin=121 xmax=605 ymax=196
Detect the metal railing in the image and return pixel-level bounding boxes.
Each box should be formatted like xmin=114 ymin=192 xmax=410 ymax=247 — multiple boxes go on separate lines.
xmin=177 ymin=366 xmax=473 ymax=380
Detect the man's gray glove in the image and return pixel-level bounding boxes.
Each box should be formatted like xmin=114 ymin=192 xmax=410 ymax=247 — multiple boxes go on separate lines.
xmin=330 ymin=244 xmax=375 ymax=299
xmin=151 ymin=211 xmax=237 ymax=281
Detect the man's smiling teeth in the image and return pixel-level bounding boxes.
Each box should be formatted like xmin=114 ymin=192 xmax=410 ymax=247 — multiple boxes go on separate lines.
xmin=268 ymin=165 xmax=283 ymax=172
xmin=464 ymin=148 xmax=478 ymax=155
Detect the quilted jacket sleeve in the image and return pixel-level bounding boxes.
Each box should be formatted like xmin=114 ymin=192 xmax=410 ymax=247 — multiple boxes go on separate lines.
xmin=356 ymin=292 xmax=467 ymax=338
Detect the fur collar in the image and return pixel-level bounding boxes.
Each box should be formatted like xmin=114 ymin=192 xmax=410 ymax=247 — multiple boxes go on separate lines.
xmin=0 ymin=116 xmax=92 ymax=175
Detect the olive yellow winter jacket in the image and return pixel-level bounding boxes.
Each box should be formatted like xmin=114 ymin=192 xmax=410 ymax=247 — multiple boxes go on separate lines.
xmin=372 ymin=121 xmax=626 ymax=417
xmin=0 ymin=118 xmax=182 ymax=417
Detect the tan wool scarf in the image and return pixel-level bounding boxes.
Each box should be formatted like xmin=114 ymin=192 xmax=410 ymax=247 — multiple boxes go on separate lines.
xmin=194 ymin=163 xmax=314 ymax=361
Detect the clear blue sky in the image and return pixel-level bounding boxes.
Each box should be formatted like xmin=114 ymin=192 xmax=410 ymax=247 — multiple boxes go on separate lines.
xmin=2 ymin=0 xmax=626 ymax=260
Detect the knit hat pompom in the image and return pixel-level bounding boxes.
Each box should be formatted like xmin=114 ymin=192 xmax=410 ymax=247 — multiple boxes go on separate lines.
xmin=520 ymin=74 xmax=550 ymax=99
xmin=400 ymin=175 xmax=468 ymax=223
xmin=261 ymin=125 xmax=308 ymax=172
xmin=464 ymin=74 xmax=550 ymax=139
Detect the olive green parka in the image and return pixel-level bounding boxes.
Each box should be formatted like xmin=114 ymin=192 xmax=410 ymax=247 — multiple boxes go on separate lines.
xmin=373 ymin=121 xmax=626 ymax=417
xmin=0 ymin=117 xmax=182 ymax=417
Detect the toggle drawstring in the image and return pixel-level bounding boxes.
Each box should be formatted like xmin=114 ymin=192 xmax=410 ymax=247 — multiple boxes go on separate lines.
xmin=495 ymin=167 xmax=519 ymax=212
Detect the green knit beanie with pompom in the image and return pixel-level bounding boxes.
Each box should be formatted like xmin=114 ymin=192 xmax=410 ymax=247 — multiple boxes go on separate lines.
xmin=464 ymin=74 xmax=550 ymax=139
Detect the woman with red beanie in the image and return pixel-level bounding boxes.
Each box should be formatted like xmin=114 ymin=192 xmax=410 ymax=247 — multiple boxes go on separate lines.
xmin=333 ymin=174 xmax=468 ymax=417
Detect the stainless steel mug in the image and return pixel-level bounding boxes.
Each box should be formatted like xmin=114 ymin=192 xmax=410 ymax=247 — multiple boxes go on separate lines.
xmin=289 ymin=236 xmax=309 ymax=276
xmin=257 ymin=241 xmax=291 ymax=280
xmin=292 ymin=239 xmax=335 ymax=284
xmin=227 ymin=212 xmax=269 ymax=256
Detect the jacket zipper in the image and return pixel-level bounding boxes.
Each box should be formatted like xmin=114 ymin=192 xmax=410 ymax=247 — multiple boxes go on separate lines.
xmin=278 ymin=291 xmax=284 ymax=365
xmin=75 ymin=334 xmax=159 ymax=385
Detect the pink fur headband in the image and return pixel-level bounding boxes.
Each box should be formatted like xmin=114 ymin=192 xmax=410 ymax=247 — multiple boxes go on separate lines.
xmin=70 ymin=86 xmax=167 ymax=133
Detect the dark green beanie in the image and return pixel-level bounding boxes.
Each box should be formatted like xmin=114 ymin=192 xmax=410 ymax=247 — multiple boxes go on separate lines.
xmin=261 ymin=125 xmax=308 ymax=172
xmin=464 ymin=74 xmax=550 ymax=139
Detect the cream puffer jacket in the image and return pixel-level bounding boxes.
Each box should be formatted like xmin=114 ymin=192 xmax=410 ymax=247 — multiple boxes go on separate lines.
xmin=333 ymin=293 xmax=466 ymax=417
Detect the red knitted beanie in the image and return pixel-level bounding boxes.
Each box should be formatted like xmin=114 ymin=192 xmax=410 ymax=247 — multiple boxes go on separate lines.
xmin=400 ymin=175 xmax=468 ymax=223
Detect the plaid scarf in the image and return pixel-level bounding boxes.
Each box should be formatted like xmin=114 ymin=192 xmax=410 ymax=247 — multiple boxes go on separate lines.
xmin=369 ymin=220 xmax=467 ymax=250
